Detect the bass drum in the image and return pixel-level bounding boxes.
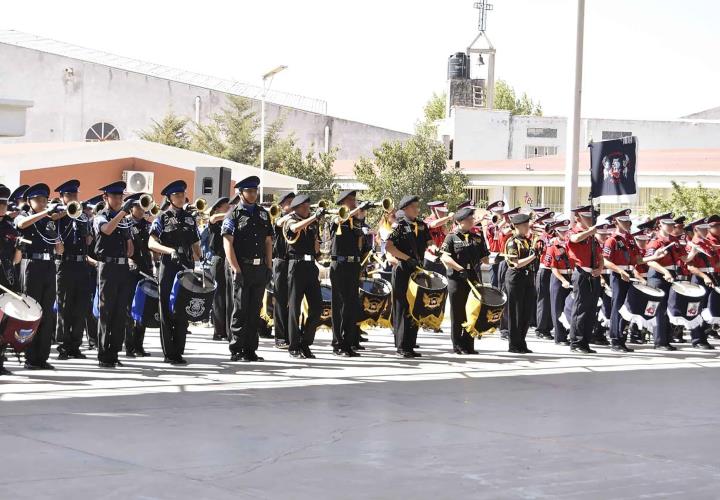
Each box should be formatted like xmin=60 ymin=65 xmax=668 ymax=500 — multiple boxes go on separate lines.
xmin=667 ymin=281 xmax=706 ymax=329
xmin=407 ymin=270 xmax=448 ymax=330
xmin=463 ymin=283 xmax=506 ymax=338
xmin=357 ymin=277 xmax=392 ymax=329
xmin=170 ymin=269 xmax=216 ymax=323
xmin=619 ymin=282 xmax=665 ymax=330
xmin=131 ymin=278 xmax=160 ymax=328
xmin=0 ymin=293 xmax=42 ymax=353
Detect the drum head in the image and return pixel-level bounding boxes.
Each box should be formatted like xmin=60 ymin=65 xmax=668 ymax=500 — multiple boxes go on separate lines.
xmin=412 ymin=271 xmax=448 ymax=291
xmin=177 ymin=270 xmax=216 ymax=293
xmin=671 ymin=281 xmax=706 ymax=298
xmin=360 ymin=278 xmax=391 ymax=296
xmin=0 ymin=293 xmax=42 ymax=322
xmin=633 ymin=283 xmax=665 ymax=297
xmin=475 ymin=285 xmax=506 ymax=307
xmin=139 ymin=279 xmax=159 ymax=299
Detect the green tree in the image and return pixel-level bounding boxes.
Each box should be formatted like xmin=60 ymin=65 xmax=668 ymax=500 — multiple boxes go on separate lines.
xmin=494 ymin=80 xmax=542 ymax=116
xmin=647 ymin=181 xmax=720 ymax=218
xmin=423 ymin=92 xmax=446 ymax=122
xmin=137 ymin=112 xmax=191 ymax=149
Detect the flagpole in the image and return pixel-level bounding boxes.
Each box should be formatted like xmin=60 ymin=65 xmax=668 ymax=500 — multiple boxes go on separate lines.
xmin=563 ymin=0 xmax=586 ymax=216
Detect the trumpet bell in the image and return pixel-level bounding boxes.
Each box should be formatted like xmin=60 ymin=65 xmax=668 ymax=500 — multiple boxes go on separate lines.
xmin=150 ymin=203 xmax=161 ymax=216
xmin=317 ymin=199 xmax=328 ymax=210
xmin=381 ymin=198 xmax=394 ymax=212
xmin=194 ymin=198 xmax=207 ymax=212
xmin=93 ymin=201 xmax=106 ymax=215
xmin=66 ymin=201 xmax=82 ymax=219
xmin=269 ymin=204 xmax=280 ymax=219
xmin=139 ymin=194 xmax=154 ymax=210
xmin=337 ymin=206 xmax=349 ymax=219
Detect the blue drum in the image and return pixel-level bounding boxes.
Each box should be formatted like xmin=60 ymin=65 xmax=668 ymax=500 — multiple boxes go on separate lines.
xmin=169 ymin=269 xmax=216 ymax=322
xmin=667 ymin=281 xmax=705 ymax=329
xmin=131 ymin=278 xmax=160 ymax=328
xmin=702 ymin=286 xmax=720 ymax=325
xmin=619 ymin=282 xmax=665 ymax=330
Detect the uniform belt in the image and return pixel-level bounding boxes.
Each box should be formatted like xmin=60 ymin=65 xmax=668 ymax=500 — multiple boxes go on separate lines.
xmin=665 ymin=265 xmax=678 ymax=270
xmin=25 ymin=253 xmax=52 ymax=261
xmin=57 ymin=254 xmax=86 ymax=262
xmin=697 ymin=267 xmax=714 ymax=272
xmin=557 ymin=269 xmax=573 ymax=275
xmin=614 ymin=265 xmax=633 ymax=271
xmin=240 ymin=258 xmax=264 ymax=265
xmin=331 ymin=255 xmax=359 ymax=263
xmin=601 ymin=269 xmax=611 ymax=274
xmin=101 ymin=257 xmax=128 ymax=265
xmin=290 ymin=254 xmax=315 ymax=262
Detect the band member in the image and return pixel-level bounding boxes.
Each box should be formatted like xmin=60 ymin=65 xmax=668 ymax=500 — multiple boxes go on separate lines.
xmin=330 ymin=190 xmax=366 ymax=357
xmin=207 ymin=196 xmax=230 ymax=341
xmin=566 ymin=206 xmax=602 ymax=354
xmin=15 ymin=183 xmax=64 ymax=370
xmin=545 ymin=220 xmax=573 ymax=344
xmin=497 ymin=207 xmax=519 ymax=340
xmin=502 ymin=213 xmax=536 ymax=353
xmin=484 ymin=200 xmax=507 ymax=287
xmin=272 ymin=192 xmax=295 ymax=349
xmin=685 ymin=220 xmax=716 ymax=349
xmin=440 ymin=206 xmax=490 ymax=354
xmin=94 ymin=182 xmax=135 ymax=368
xmin=84 ymin=194 xmax=103 ymax=350
xmin=51 ymin=180 xmax=90 ymax=360
xmin=284 ymin=194 xmax=324 ymax=359
xmin=149 ymin=180 xmax=201 ymax=365
xmin=423 ymin=200 xmax=454 ymax=275
xmin=385 ymin=196 xmax=433 ymax=358
xmin=354 ymin=204 xmax=374 ymax=348
xmin=0 ymin=186 xmax=19 ymax=291
xmin=533 ymin=212 xmax=555 ymax=340
xmin=593 ymin=225 xmax=614 ymax=346
xmin=222 ymin=176 xmax=272 ymax=362
xmin=646 ymin=218 xmax=698 ymax=350
xmin=125 ymin=193 xmax=154 ymax=357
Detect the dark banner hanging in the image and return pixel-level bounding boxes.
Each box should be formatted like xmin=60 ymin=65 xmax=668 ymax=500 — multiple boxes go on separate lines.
xmin=589 ymin=136 xmax=638 ymax=203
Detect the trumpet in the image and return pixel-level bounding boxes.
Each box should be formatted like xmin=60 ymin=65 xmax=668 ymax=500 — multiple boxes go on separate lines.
xmin=139 ymin=194 xmax=154 ymax=211
xmin=150 ymin=203 xmax=161 ymax=216
xmin=269 ymin=204 xmax=281 ymax=222
xmin=380 ymin=198 xmax=393 ymax=212
xmin=66 ymin=200 xmax=83 ymax=219
xmin=91 ymin=200 xmax=106 ymax=215
xmin=184 ymin=197 xmax=208 ymax=213
xmin=310 ymin=199 xmax=329 ymax=210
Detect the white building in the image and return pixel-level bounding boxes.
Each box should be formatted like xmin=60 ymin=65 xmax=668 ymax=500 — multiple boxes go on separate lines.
xmin=0 ymin=30 xmax=410 ymax=160
xmin=0 ymin=98 xmax=33 ymax=137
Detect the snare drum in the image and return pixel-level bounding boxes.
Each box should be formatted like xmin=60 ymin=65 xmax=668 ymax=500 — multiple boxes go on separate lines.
xmin=300 ymin=282 xmax=332 ymax=330
xmin=357 ymin=277 xmax=392 ymax=329
xmin=170 ymin=269 xmax=216 ymax=322
xmin=131 ymin=278 xmax=160 ymax=328
xmin=0 ymin=293 xmax=42 ymax=353
xmin=463 ymin=283 xmax=506 ymax=338
xmin=667 ymin=281 xmax=706 ymax=329
xmin=619 ymin=282 xmax=665 ymax=330
xmin=701 ymin=286 xmax=720 ymax=325
xmin=407 ymin=270 xmax=448 ymax=330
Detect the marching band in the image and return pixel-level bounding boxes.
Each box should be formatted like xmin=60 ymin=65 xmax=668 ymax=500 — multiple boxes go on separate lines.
xmin=1 ymin=174 xmax=720 ymax=376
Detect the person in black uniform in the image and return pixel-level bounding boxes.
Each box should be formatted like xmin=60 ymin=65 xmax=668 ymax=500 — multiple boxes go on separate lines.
xmin=148 ymin=180 xmax=201 ymax=366
xmin=83 ymin=194 xmax=103 ymax=350
xmin=124 ymin=193 xmax=154 ymax=357
xmin=222 ymin=176 xmax=273 ymax=362
xmin=53 ymin=180 xmax=91 ymax=361
xmin=330 ymin=190 xmax=367 ymax=357
xmin=272 ymin=192 xmax=295 ymax=349
xmin=385 ymin=195 xmax=434 ymax=358
xmin=503 ymin=212 xmax=537 ymax=354
xmin=207 ymin=197 xmax=231 ymax=341
xmin=284 ymin=194 xmax=324 ymax=359
xmin=94 ymin=181 xmax=135 ymax=368
xmin=440 ymin=206 xmax=490 ymax=354
xmin=353 ymin=204 xmax=374 ymax=348
xmin=15 ymin=183 xmax=64 ymax=370
xmin=0 ymin=185 xmax=19 ymax=292
xmin=9 ymin=185 xmax=29 ymax=293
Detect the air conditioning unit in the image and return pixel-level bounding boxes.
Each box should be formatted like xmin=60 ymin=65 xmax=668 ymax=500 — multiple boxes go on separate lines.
xmin=123 ymin=171 xmax=154 ymax=194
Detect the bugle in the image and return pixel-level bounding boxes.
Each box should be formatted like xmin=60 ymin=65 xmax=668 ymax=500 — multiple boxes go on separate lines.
xmin=65 ymin=200 xmax=83 ymax=219
xmin=150 ymin=203 xmax=161 ymax=216
xmin=139 ymin=194 xmax=154 ymax=211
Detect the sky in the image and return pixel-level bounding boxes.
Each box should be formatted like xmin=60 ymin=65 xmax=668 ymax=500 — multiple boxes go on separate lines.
xmin=4 ymin=0 xmax=720 ymax=133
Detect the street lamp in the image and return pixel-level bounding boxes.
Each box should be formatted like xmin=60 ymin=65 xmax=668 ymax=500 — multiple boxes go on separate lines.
xmin=260 ymin=64 xmax=287 ymax=201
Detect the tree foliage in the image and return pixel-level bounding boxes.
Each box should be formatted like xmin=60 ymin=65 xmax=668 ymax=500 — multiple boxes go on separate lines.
xmin=423 ymin=92 xmax=446 ymax=123
xmin=137 ymin=112 xmax=191 ymax=149
xmin=494 ymin=80 xmax=542 ymax=116
xmin=647 ymin=181 xmax=720 ymax=218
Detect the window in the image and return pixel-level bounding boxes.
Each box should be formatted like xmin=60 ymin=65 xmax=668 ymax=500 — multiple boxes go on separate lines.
xmin=527 ymin=127 xmax=557 ymax=138
xmin=601 ymin=130 xmax=632 ymax=140
xmin=464 ymin=188 xmax=489 ymax=207
xmin=202 ymin=177 xmax=213 ymax=195
xmin=85 ymin=122 xmax=120 ymax=142
xmin=525 ymin=145 xmax=558 ymax=159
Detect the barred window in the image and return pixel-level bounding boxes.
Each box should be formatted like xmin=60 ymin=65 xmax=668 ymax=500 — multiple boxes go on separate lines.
xmin=524 ymin=145 xmax=558 ymax=159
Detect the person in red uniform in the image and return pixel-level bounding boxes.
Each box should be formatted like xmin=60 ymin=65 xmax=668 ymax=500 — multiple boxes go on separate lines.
xmin=533 ymin=211 xmax=556 ymax=340
xmin=684 ymin=220 xmax=717 ymax=349
xmin=423 ymin=200 xmax=454 ymax=276
xmin=645 ymin=218 xmax=699 ymax=350
xmin=628 ymin=229 xmax=652 ymax=344
xmin=497 ymin=207 xmax=519 ymax=340
xmin=483 ymin=200 xmax=506 ymax=288
xmin=565 ymin=205 xmax=603 ymax=353
xmin=546 ymin=220 xmax=573 ymax=344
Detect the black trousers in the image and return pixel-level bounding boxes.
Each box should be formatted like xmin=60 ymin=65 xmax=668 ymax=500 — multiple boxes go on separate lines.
xmin=272 ymin=258 xmax=290 ymax=343
xmin=550 ymin=273 xmax=571 ymax=343
xmin=158 ymin=261 xmax=187 ymax=360
xmin=56 ymin=260 xmax=90 ymax=355
xmin=391 ymin=262 xmax=418 ymax=352
xmin=330 ymin=261 xmax=360 ymax=350
xmin=647 ymin=270 xmax=672 ymax=347
xmin=86 ymin=265 xmax=98 ymax=348
xmin=690 ymin=275 xmax=710 ymax=346
xmin=490 ymin=260 xmax=501 ymax=288
xmin=448 ymin=278 xmax=474 ymax=352
xmin=506 ymin=267 xmax=533 ymax=351
xmin=124 ymin=269 xmax=146 ymax=354
xmin=0 ymin=258 xmax=17 ymax=292
xmin=20 ymin=259 xmax=56 ymax=365
xmin=224 ymin=260 xmax=234 ymax=340
xmin=569 ymin=269 xmax=601 ymax=349
xmin=497 ymin=260 xmax=509 ymax=334
xmin=210 ymin=255 xmax=228 ymax=339
xmin=288 ymin=260 xmax=322 ymax=350
xmin=535 ymin=267 xmax=553 ymax=334
xmin=609 ymin=273 xmax=631 ymax=345
xmin=229 ymin=263 xmax=267 ymax=355
xmin=97 ymin=262 xmax=131 ymax=363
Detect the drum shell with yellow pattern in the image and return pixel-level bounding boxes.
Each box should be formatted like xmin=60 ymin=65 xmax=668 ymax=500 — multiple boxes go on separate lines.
xmin=357 ymin=277 xmax=392 ymax=329
xmin=301 ymin=282 xmax=333 ymax=329
xmin=407 ymin=270 xmax=448 ymax=330
xmin=463 ymin=283 xmax=506 ymax=338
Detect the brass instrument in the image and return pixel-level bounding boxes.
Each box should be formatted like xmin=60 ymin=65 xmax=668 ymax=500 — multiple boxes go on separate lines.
xmin=269 ymin=204 xmax=281 ymax=223
xmin=184 ymin=197 xmax=208 ymax=214
xmin=92 ymin=200 xmax=106 ymax=215
xmin=311 ymin=199 xmax=329 ymax=210
xmin=65 ymin=200 xmax=83 ymax=219
xmin=330 ymin=205 xmax=350 ymax=235
xmin=139 ymin=194 xmax=154 ymax=211
xmin=381 ymin=198 xmax=393 ymax=212
xmin=150 ymin=203 xmax=161 ymax=216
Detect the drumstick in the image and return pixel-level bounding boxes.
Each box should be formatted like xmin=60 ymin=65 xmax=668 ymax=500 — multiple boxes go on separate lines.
xmin=139 ymin=270 xmax=157 ymax=282
xmin=17 ymin=237 xmax=32 ymax=245
xmin=0 ymin=283 xmax=31 ymax=308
